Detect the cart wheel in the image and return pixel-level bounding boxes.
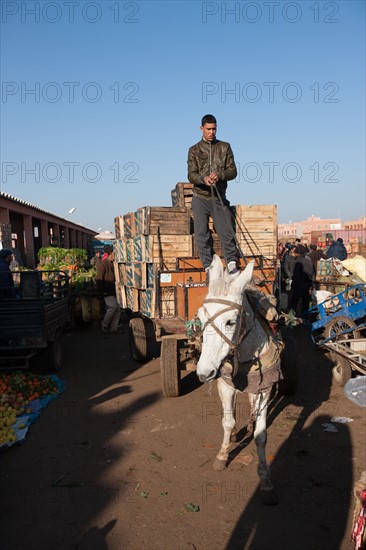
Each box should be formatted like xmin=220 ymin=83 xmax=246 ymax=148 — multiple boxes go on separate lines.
xmin=330 ymin=352 xmax=352 ymax=386
xmin=160 ymin=338 xmax=181 ymax=397
xmin=324 ymin=316 xmax=361 ymax=341
xmin=277 ymin=335 xmax=298 ymax=396
xmin=38 ymin=331 xmax=63 ymax=372
xmin=128 ymin=317 xmax=156 ymax=362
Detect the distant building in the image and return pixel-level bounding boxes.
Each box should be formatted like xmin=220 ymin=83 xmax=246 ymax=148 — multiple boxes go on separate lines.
xmin=278 ymin=215 xmax=341 ymax=241
xmin=344 ymin=216 xmax=366 ymax=230
xmin=0 ymin=192 xmax=97 ymax=268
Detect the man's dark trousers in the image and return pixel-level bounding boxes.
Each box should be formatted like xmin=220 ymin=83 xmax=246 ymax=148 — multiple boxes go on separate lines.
xmin=192 ymin=195 xmax=237 ymax=270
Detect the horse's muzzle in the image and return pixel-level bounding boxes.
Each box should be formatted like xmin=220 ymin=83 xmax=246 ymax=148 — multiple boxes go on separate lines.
xmin=198 ymin=370 xmax=217 ymax=383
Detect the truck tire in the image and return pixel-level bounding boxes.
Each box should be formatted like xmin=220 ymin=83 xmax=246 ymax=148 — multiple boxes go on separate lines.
xmin=38 ymin=331 xmax=63 ymax=372
xmin=160 ymin=338 xmax=181 ymax=397
xmin=128 ymin=317 xmax=156 ymax=362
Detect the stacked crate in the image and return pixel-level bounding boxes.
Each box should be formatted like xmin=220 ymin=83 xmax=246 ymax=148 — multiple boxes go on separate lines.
xmin=171 ymin=182 xmax=194 ymax=209
xmin=234 ymin=204 xmax=277 ymax=260
xmin=114 ymin=206 xmax=192 ymax=317
xmin=171 ymin=183 xmax=277 ymax=260
xmin=113 ymin=183 xmax=277 ymax=317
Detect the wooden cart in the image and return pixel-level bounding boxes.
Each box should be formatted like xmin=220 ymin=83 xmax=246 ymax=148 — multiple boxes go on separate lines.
xmin=128 ymin=255 xmax=278 ymax=397
xmin=114 ymin=192 xmax=279 ymax=396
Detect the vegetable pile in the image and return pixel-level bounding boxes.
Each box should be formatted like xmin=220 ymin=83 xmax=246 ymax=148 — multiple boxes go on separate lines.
xmin=0 ymin=371 xmax=63 ymax=447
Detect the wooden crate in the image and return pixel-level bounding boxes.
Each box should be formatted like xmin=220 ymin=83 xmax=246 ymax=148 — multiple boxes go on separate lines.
xmin=113 ymin=261 xmax=121 ymax=284
xmin=115 ymin=283 xmax=127 ymax=308
xmin=171 ymin=182 xmax=194 ymax=208
xmin=134 ymin=208 xmax=144 ymax=236
xmin=118 ymin=263 xmax=127 ymax=285
xmin=139 ymin=289 xmax=156 ymax=318
xmin=234 ymin=204 xmax=277 ymax=259
xmin=132 ymin=235 xmax=153 ymax=262
xmin=150 ymin=235 xmax=193 ymax=270
xmin=147 ymin=263 xmax=157 ymax=288
xmin=138 ymin=206 xmax=191 ymax=235
xmin=125 ymin=239 xmax=134 ymax=262
xmin=192 ymin=232 xmax=223 ymax=258
xmin=123 ymin=212 xmax=135 ymax=239
xmin=114 ymin=216 xmax=124 ymax=239
xmin=125 ymin=286 xmax=139 ymax=311
xmin=114 ymin=239 xmax=126 ymax=263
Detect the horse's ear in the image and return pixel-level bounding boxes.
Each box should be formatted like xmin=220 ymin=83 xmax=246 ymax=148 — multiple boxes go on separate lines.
xmin=229 ymin=261 xmax=254 ymax=294
xmin=208 ymin=254 xmax=223 ymax=283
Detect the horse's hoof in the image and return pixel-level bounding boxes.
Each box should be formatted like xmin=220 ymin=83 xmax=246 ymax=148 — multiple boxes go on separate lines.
xmin=260 ymin=488 xmax=279 ymax=505
xmin=213 ymin=458 xmax=227 ymax=471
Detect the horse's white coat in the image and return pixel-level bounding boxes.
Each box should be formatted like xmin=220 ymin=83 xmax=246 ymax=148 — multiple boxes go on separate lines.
xmin=196 ymin=255 xmax=276 ymax=497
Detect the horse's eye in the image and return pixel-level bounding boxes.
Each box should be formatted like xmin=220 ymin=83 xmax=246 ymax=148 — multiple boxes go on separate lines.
xmin=226 ymin=320 xmax=235 ymax=327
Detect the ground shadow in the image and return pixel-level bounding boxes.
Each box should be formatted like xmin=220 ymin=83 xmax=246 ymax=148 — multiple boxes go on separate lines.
xmin=0 ymin=321 xmax=160 ymax=550
xmin=225 ymin=325 xmax=354 ymax=550
xmin=180 ymin=370 xmax=203 ymax=396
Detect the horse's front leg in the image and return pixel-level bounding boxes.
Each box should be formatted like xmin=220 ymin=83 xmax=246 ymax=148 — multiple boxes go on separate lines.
xmin=249 ymin=389 xmax=278 ymax=505
xmin=213 ymin=378 xmax=236 ymax=471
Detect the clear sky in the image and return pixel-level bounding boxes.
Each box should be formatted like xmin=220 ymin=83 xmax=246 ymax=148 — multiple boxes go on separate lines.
xmin=1 ymin=0 xmax=365 ymax=232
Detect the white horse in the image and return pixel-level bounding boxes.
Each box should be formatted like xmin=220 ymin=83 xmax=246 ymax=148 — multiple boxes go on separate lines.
xmin=196 ymin=255 xmax=284 ymax=505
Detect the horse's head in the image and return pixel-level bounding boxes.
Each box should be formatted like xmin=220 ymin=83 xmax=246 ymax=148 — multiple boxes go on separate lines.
xmin=196 ymin=255 xmax=254 ymax=383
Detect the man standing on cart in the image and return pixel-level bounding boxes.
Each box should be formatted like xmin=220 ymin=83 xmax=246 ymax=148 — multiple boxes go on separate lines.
xmin=187 ymin=114 xmax=239 ymax=280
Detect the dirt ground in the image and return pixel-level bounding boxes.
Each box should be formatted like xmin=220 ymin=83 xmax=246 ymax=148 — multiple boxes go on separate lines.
xmin=0 ymin=320 xmax=365 ymax=550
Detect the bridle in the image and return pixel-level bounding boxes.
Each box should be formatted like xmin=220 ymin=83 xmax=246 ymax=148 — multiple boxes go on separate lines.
xmin=201 ymin=297 xmax=256 ymax=375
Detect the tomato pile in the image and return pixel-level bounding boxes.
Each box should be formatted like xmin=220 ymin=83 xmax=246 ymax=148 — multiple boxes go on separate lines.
xmin=0 ymin=371 xmax=59 ymax=446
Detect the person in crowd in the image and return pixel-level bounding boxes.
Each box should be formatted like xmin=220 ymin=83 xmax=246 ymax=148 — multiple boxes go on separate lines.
xmin=90 ymin=250 xmax=102 ymax=268
xmin=283 ymin=245 xmax=297 ymax=282
xmin=326 ymin=238 xmax=348 ymax=261
xmin=289 ymin=245 xmax=315 ymax=315
xmin=295 ymin=238 xmax=309 ymax=253
xmin=307 ymin=243 xmax=327 ymax=271
xmin=96 ymin=245 xmax=120 ymax=333
xmin=280 ymin=242 xmax=295 ymax=265
xmin=0 ymin=249 xmax=16 ymax=298
xmin=102 ymin=245 xmax=112 ymax=261
xmin=187 ymin=114 xmax=238 ymax=279
xmin=9 ymin=256 xmax=19 ymax=270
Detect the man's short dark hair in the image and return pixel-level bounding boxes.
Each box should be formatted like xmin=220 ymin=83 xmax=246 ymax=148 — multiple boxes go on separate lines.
xmin=201 ymin=114 xmax=216 ymax=126
xmin=310 ymin=244 xmax=317 ymax=251
xmin=295 ymin=245 xmax=307 ymax=255
xmin=103 ymin=245 xmax=113 ymax=255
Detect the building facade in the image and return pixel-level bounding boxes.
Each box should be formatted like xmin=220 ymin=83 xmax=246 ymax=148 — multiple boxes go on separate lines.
xmin=344 ymin=217 xmax=366 ymax=230
xmin=278 ymin=215 xmax=342 ymax=241
xmin=0 ymin=192 xmax=96 ymax=268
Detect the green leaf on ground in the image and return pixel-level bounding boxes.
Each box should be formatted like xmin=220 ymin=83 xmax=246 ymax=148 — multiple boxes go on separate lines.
xmin=150 ymin=451 xmax=162 ymax=462
xmin=184 ymin=503 xmax=200 ymax=512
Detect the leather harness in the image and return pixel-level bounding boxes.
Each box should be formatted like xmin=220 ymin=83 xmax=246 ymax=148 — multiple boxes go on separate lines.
xmin=202 ymin=297 xmax=257 ymax=376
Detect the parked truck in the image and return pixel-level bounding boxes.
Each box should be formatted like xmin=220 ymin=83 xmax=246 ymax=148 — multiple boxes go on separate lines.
xmin=0 ymin=270 xmax=71 ymax=370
